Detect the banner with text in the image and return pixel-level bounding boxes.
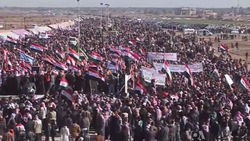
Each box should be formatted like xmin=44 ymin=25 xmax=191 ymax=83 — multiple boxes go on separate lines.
xmin=141 ymin=67 xmax=166 ymax=86
xmin=153 ymin=63 xmax=203 ymax=72
xmin=147 ymin=52 xmax=177 ymax=61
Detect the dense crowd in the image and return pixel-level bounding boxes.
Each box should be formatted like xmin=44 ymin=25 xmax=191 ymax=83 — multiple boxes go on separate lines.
xmin=0 ymin=16 xmax=250 ymax=141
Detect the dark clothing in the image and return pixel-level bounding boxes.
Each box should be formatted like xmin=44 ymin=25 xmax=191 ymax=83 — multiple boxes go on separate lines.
xmin=157 ymin=125 xmax=169 ymax=141
xmin=24 ymin=120 xmax=34 ymax=132
xmin=144 ymin=127 xmax=157 ymax=141
xmin=36 ymin=75 xmax=45 ymax=94
xmin=109 ymin=115 xmax=122 ymax=141
xmin=74 ymin=74 xmax=85 ymax=91
xmin=0 ymin=119 xmax=6 ymax=135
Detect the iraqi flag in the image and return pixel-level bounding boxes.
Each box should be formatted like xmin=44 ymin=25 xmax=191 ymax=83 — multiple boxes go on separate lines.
xmin=213 ymin=68 xmax=221 ymax=78
xmin=61 ymin=90 xmax=74 ymax=102
xmin=184 ymin=65 xmax=195 ymax=86
xmin=134 ymin=81 xmax=147 ymax=95
xmin=30 ymin=43 xmax=44 ymax=53
xmin=88 ymin=68 xmax=105 ymax=81
xmin=240 ymin=76 xmax=250 ymax=92
xmin=2 ymin=49 xmax=8 ymax=60
xmin=55 ymin=61 xmax=68 ymax=71
xmin=162 ymin=60 xmax=172 ymax=82
xmin=128 ymin=40 xmax=136 ymax=46
xmin=220 ymin=44 xmax=229 ymax=51
xmin=139 ymin=48 xmax=146 ymax=56
xmin=6 ymin=36 xmax=18 ymax=44
xmin=43 ymin=56 xmax=56 ymax=66
xmin=109 ymin=47 xmax=121 ymax=57
xmin=119 ymin=46 xmax=131 ymax=52
xmin=88 ymin=62 xmax=98 ymax=70
xmin=91 ymin=52 xmax=103 ymax=61
xmin=69 ymin=48 xmax=81 ymax=61
xmin=66 ymin=56 xmax=76 ymax=66
xmin=123 ymin=51 xmax=139 ymax=61
xmin=20 ymin=61 xmax=31 ymax=71
xmin=60 ymin=77 xmax=68 ymax=88
xmin=69 ymin=65 xmax=80 ymax=72
xmin=136 ymin=37 xmax=142 ymax=42
xmin=56 ymin=50 xmax=65 ymax=59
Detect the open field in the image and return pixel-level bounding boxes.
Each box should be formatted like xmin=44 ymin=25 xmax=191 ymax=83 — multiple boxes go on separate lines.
xmin=211 ymin=34 xmax=250 ymax=63
xmin=171 ymin=19 xmax=250 ymax=25
xmin=0 ymin=12 xmax=75 ymax=30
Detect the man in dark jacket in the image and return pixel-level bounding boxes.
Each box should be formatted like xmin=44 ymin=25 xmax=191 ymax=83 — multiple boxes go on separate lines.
xmin=109 ymin=110 xmax=122 ymax=141
xmin=157 ymin=122 xmax=169 ymax=141
xmin=144 ymin=125 xmax=157 ymax=141
xmin=24 ymin=116 xmax=35 ymax=141
xmin=74 ymin=71 xmax=85 ymax=92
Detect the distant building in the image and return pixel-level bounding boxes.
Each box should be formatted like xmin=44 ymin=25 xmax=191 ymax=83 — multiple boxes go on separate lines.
xmin=203 ymin=10 xmax=213 ymax=15
xmin=196 ymin=9 xmax=217 ymax=18
xmin=175 ymin=7 xmax=196 ymax=16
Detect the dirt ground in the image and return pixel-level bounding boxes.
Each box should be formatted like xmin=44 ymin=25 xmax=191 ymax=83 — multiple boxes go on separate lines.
xmin=211 ymin=35 xmax=250 ymax=61
xmin=0 ymin=12 xmax=74 ymax=30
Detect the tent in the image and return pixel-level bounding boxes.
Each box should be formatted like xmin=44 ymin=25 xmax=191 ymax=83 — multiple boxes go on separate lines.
xmin=40 ymin=26 xmax=52 ymax=31
xmin=28 ymin=28 xmax=39 ymax=35
xmin=12 ymin=29 xmax=30 ymax=38
xmin=0 ymin=32 xmax=20 ymax=40
xmin=49 ymin=24 xmax=60 ymax=29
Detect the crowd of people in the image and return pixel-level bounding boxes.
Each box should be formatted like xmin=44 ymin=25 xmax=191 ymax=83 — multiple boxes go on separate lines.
xmin=0 ymin=16 xmax=249 ymax=141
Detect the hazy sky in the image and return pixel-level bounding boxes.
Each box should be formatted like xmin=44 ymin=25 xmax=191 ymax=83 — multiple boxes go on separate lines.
xmin=1 ymin=0 xmax=249 ymax=8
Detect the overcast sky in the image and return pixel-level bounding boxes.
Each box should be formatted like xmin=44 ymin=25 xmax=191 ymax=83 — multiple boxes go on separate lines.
xmin=1 ymin=0 xmax=249 ymax=8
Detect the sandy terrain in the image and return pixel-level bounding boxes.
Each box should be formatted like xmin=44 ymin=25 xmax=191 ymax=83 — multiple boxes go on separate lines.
xmin=0 ymin=12 xmax=74 ymax=30
xmin=211 ymin=35 xmax=250 ymax=61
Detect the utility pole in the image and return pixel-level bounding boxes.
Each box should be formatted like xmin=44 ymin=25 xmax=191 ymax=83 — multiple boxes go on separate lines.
xmin=100 ymin=3 xmax=104 ymax=48
xmin=236 ymin=0 xmax=240 ymax=15
xmin=105 ymin=4 xmax=110 ymax=27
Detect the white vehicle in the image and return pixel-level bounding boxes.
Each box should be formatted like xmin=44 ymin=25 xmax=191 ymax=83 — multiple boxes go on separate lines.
xmin=39 ymin=32 xmax=49 ymax=39
xmin=183 ymin=28 xmax=196 ymax=35
xmin=231 ymin=29 xmax=239 ymax=34
xmin=197 ymin=29 xmax=213 ymax=36
xmin=69 ymin=37 xmax=78 ymax=46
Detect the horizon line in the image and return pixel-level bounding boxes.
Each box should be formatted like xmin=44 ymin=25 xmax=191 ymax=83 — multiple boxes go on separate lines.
xmin=0 ymin=6 xmax=249 ymax=9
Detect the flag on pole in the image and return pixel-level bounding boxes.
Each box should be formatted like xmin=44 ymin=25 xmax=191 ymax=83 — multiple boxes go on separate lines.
xmin=69 ymin=48 xmax=81 ymax=61
xmin=219 ymin=44 xmax=229 ymax=51
xmin=184 ymin=65 xmax=195 ymax=86
xmin=134 ymin=81 xmax=147 ymax=95
xmin=6 ymin=36 xmax=18 ymax=44
xmin=240 ymin=76 xmax=250 ymax=92
xmin=162 ymin=60 xmax=172 ymax=82
xmin=60 ymin=77 xmax=68 ymax=88
xmin=30 ymin=43 xmax=44 ymax=53
xmin=61 ymin=90 xmax=74 ymax=102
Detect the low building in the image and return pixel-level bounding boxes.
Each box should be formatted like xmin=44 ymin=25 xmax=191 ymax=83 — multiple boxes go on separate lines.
xmin=175 ymin=7 xmax=196 ymax=16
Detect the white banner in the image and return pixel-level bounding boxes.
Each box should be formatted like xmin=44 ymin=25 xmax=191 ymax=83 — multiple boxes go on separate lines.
xmin=147 ymin=52 xmax=177 ymax=61
xmin=153 ymin=63 xmax=203 ymax=72
xmin=141 ymin=67 xmax=166 ymax=86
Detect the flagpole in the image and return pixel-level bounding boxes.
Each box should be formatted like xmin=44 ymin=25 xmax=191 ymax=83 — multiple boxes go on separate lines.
xmin=105 ymin=4 xmax=110 ymax=28
xmin=77 ymin=0 xmax=80 ymax=56
xmin=100 ymin=3 xmax=104 ymax=48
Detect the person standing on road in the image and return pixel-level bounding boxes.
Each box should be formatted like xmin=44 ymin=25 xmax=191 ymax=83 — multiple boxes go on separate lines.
xmin=60 ymin=125 xmax=70 ymax=141
xmin=70 ymin=123 xmax=81 ymax=141
xmin=2 ymin=128 xmax=14 ymax=141
xmin=33 ymin=115 xmax=42 ymax=141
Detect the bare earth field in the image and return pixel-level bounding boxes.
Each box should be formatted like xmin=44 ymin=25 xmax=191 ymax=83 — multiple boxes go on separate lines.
xmin=0 ymin=12 xmax=74 ymax=30
xmin=211 ymin=35 xmax=250 ymax=61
